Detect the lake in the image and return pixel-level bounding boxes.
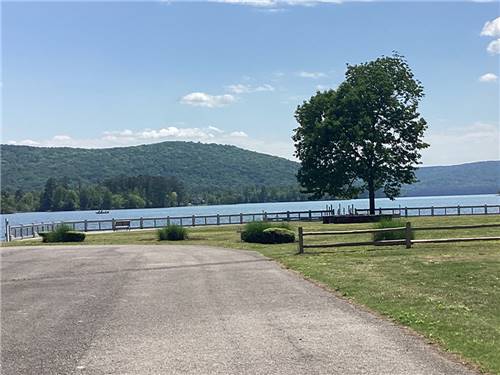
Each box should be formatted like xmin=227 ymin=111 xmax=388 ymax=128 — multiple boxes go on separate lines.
xmin=2 ymin=194 xmax=498 ymax=231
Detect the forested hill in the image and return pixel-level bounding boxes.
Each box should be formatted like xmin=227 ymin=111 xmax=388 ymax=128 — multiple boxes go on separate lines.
xmin=1 ymin=142 xmax=299 ymax=192
xmin=1 ymin=142 xmax=499 ymax=197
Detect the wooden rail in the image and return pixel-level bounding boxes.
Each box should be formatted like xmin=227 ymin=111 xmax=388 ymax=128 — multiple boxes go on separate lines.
xmin=355 ymin=204 xmax=500 ymax=217
xmin=297 ymin=222 xmax=500 ymax=254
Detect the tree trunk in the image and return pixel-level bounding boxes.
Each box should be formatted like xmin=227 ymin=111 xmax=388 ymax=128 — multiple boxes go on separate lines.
xmin=368 ymin=178 xmax=375 ymax=215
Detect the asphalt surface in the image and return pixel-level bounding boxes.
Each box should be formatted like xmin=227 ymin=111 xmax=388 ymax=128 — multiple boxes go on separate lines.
xmin=1 ymin=245 xmax=476 ymax=375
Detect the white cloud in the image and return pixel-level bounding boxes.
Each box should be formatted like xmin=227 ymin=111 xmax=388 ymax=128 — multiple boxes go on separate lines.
xmin=479 ymin=73 xmax=498 ymax=82
xmin=486 ymin=39 xmax=500 ymax=54
xmin=423 ymin=122 xmax=499 ymax=165
xmin=180 ymin=92 xmax=236 ymax=108
xmin=229 ymin=131 xmax=249 ymax=137
xmin=208 ymin=126 xmax=224 ymax=133
xmin=297 ymin=71 xmax=327 ymax=79
xmin=6 ymin=139 xmax=40 ymax=146
xmin=481 ymin=17 xmax=500 ymax=37
xmin=213 ymin=0 xmax=341 ymax=7
xmin=53 ymin=135 xmax=72 ymax=141
xmin=226 ymin=83 xmax=275 ymax=94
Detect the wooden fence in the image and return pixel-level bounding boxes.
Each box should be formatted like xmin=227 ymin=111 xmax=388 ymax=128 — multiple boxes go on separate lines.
xmin=4 ymin=203 xmax=500 ymax=242
xmin=355 ymin=204 xmax=500 ymax=217
xmin=4 ymin=209 xmax=328 ymax=242
xmin=297 ymin=222 xmax=500 ymax=254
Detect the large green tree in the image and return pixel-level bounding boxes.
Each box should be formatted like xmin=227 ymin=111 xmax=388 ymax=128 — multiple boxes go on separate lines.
xmin=293 ymin=54 xmax=429 ymax=214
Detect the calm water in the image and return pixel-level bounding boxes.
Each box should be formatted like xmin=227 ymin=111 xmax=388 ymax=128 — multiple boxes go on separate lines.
xmin=2 ymin=194 xmax=498 ymax=230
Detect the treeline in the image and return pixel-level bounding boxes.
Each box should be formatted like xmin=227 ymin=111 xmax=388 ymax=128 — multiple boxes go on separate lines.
xmin=1 ymin=175 xmax=184 ymax=213
xmin=1 ymin=175 xmax=309 ymax=214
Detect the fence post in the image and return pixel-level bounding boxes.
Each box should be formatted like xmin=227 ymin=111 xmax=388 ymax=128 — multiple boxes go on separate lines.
xmin=140 ymin=217 xmax=144 ymax=229
xmin=484 ymin=204 xmax=488 ymax=215
xmin=308 ymin=210 xmax=312 ymax=221
xmin=431 ymin=206 xmax=434 ymax=216
xmin=240 ymin=213 xmax=243 ymax=224
xmin=84 ymin=220 xmax=88 ymax=232
xmin=192 ymin=215 xmax=196 ymax=227
xmin=457 ymin=205 xmax=461 ymax=216
xmin=216 ymin=214 xmax=220 ymax=225
xmin=112 ymin=218 xmax=115 ymax=231
xmin=286 ymin=211 xmax=290 ymax=221
xmin=32 ymin=223 xmax=36 ymax=238
xmin=405 ymin=222 xmax=412 ymax=249
xmin=405 ymin=207 xmax=408 ymax=217
xmin=4 ymin=219 xmax=9 ymax=242
xmin=167 ymin=216 xmax=170 ymax=226
xmin=298 ymin=227 xmax=304 ymax=254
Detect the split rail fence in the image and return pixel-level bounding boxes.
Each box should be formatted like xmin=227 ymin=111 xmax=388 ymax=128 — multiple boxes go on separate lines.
xmin=298 ymin=222 xmax=500 ymax=254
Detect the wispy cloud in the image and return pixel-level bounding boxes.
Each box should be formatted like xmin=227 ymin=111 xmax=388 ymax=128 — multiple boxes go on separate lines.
xmin=481 ymin=17 xmax=500 ymax=37
xmin=226 ymin=83 xmax=275 ymax=94
xmin=211 ymin=0 xmax=341 ymax=7
xmin=486 ymin=39 xmax=500 ymax=55
xmin=180 ymin=92 xmax=236 ymax=108
xmin=297 ymin=71 xmax=327 ymax=79
xmin=479 ymin=73 xmax=498 ymax=82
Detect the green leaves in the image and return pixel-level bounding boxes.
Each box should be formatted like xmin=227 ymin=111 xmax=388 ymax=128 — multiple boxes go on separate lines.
xmin=293 ymin=54 xmax=429 ymax=210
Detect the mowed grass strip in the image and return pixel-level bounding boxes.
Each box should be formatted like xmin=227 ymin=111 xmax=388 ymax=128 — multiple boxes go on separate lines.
xmin=6 ymin=215 xmax=500 ymax=373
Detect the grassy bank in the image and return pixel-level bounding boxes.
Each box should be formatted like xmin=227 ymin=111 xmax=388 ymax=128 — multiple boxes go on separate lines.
xmin=5 ymin=215 xmax=500 ymax=373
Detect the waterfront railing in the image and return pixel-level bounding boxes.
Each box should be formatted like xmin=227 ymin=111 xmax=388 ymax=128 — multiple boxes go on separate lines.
xmin=4 ymin=204 xmax=500 ymax=242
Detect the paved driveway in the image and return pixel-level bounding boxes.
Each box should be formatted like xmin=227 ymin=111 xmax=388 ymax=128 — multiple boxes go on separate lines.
xmin=1 ymin=245 xmax=475 ymax=374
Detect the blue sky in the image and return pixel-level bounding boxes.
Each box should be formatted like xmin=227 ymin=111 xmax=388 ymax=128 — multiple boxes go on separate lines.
xmin=2 ymin=0 xmax=499 ymax=165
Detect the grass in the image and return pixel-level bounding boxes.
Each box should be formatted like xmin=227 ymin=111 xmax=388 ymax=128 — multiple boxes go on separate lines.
xmin=4 ymin=215 xmax=500 ymax=373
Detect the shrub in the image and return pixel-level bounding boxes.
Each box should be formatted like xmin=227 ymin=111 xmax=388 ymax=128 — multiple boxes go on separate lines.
xmin=241 ymin=221 xmax=294 ymax=244
xmin=373 ymin=219 xmax=413 ymax=242
xmin=64 ymin=231 xmax=86 ymax=242
xmin=40 ymin=225 xmax=85 ymax=243
xmin=158 ymin=224 xmax=188 ymax=241
xmin=262 ymin=227 xmax=295 ymax=244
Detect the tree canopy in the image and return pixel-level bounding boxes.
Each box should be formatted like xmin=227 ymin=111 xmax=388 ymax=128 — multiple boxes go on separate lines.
xmin=293 ymin=53 xmax=429 ymax=214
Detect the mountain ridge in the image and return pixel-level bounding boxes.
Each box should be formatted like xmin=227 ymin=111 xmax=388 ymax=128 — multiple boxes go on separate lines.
xmin=1 ymin=141 xmax=498 ymax=197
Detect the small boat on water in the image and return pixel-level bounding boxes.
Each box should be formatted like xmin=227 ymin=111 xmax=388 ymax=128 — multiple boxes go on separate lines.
xmin=96 ymin=210 xmax=110 ymax=214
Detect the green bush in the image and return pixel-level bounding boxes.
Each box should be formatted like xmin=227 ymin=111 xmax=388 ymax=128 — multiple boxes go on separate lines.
xmin=64 ymin=231 xmax=86 ymax=242
xmin=241 ymin=221 xmax=293 ymax=244
xmin=373 ymin=219 xmax=413 ymax=242
xmin=262 ymin=227 xmax=295 ymax=244
xmin=158 ymin=224 xmax=188 ymax=241
xmin=40 ymin=225 xmax=85 ymax=243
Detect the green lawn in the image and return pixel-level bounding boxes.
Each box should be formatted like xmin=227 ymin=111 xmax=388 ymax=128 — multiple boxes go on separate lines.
xmin=5 ymin=215 xmax=500 ymax=374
